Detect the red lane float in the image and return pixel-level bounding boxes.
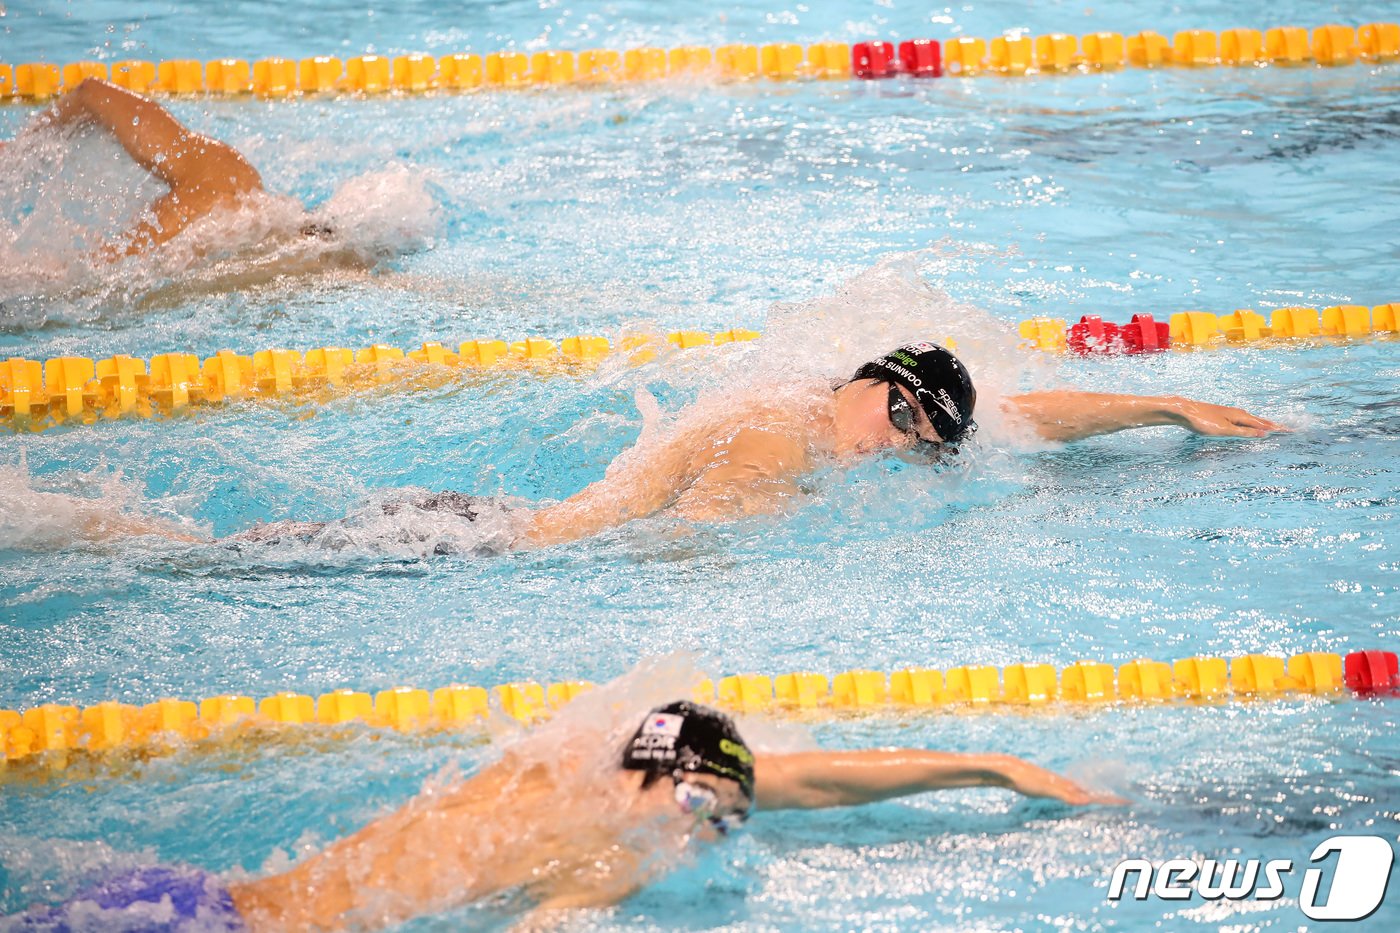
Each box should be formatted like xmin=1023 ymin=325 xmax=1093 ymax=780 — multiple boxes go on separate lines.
xmin=899 ymin=40 xmax=943 ymax=77
xmin=1344 ymin=650 xmax=1400 ymax=692
xmin=852 ymin=41 xmax=895 ymax=78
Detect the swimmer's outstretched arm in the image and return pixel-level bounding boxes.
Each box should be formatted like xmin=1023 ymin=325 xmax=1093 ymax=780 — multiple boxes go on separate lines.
xmin=1004 ymin=391 xmax=1288 ymax=443
xmin=754 ymin=749 xmax=1126 ymax=809
xmin=32 ymin=78 xmax=263 ymax=254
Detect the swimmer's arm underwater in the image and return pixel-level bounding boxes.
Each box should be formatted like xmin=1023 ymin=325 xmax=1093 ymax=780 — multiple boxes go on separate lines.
xmin=1004 ymin=391 xmax=1288 ymax=443
xmin=518 ymin=456 xmax=691 ymax=547
xmin=754 ymin=749 xmax=1126 ymax=810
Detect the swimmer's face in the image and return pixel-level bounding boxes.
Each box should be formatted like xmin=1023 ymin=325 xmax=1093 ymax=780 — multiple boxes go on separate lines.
xmin=626 ymin=769 xmax=751 ymax=840
xmin=674 ymin=774 xmax=751 ymax=839
xmin=834 ymin=378 xmax=942 ymax=456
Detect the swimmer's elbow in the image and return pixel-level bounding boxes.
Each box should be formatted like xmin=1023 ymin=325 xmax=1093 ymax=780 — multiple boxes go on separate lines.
xmin=1001 ymin=393 xmax=1073 ymax=441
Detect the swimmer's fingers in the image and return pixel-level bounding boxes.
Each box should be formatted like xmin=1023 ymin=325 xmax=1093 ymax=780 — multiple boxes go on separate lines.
xmin=1175 ymin=400 xmax=1291 ymax=438
xmin=1004 ymin=761 xmax=1125 ymax=806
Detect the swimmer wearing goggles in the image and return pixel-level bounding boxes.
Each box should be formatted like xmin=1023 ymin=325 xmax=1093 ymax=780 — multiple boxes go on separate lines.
xmin=620 ymin=700 xmax=757 ymax=836
xmin=849 ymin=341 xmax=978 ymax=456
xmin=72 ymin=337 xmax=1286 ymax=550
xmin=13 ymin=697 xmax=1124 ymax=931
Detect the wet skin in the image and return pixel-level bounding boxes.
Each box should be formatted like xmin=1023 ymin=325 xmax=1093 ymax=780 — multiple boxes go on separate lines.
xmin=227 ymin=743 xmax=1124 ymax=931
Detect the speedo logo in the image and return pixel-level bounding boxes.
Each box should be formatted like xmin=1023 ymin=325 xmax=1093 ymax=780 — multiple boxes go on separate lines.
xmin=923 ymin=387 xmax=962 ymax=424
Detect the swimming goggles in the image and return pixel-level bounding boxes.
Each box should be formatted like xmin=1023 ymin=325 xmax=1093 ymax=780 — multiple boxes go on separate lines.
xmin=674 ymin=779 xmax=749 ymax=836
xmin=885 ymin=382 xmax=943 ymax=456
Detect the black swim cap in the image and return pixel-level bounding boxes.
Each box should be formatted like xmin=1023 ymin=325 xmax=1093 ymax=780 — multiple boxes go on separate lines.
xmin=620 ymin=700 xmax=755 ymax=801
xmin=853 ymin=342 xmax=977 ymax=443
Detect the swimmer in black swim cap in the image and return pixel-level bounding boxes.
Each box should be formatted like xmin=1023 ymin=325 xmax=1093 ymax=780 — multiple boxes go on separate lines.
xmin=47 ymin=693 xmax=1114 ymax=931
xmin=621 ymin=700 xmax=756 ymax=834
xmin=851 ymin=342 xmax=977 ymax=449
xmin=74 ymin=334 xmax=1286 ymax=551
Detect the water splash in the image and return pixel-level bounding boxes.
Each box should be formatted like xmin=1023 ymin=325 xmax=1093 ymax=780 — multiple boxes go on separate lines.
xmin=220 ymin=487 xmax=523 ymax=561
xmin=0 ymin=453 xmax=204 ymax=551
xmin=0 ymin=124 xmax=440 ymax=330
xmin=228 ymin=654 xmax=811 ymax=927
xmin=609 ymin=248 xmax=1065 ymax=443
xmin=315 ymin=163 xmax=444 ymax=261
xmin=4 ymin=249 xmax=1073 ymax=558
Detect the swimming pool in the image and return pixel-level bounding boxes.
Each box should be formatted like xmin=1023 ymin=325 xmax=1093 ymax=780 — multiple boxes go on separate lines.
xmin=3 ymin=0 xmax=1399 ymax=928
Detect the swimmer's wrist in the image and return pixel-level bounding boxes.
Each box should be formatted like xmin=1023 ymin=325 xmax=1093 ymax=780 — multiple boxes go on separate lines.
xmin=1125 ymin=394 xmax=1187 ymax=429
xmin=981 ymin=754 xmax=1024 ymax=789
xmin=1152 ymin=396 xmax=1194 ymax=429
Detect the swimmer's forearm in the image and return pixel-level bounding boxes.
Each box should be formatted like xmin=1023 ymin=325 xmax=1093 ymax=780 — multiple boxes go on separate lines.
xmin=517 ymin=498 xmax=642 ymax=547
xmin=755 ymin=750 xmax=1017 ymax=809
xmin=756 ymin=750 xmax=1117 ymax=808
xmin=517 ymin=460 xmax=692 ymax=547
xmin=1005 ymin=391 xmax=1285 ymax=442
xmin=1004 ymin=391 xmax=1179 ymax=442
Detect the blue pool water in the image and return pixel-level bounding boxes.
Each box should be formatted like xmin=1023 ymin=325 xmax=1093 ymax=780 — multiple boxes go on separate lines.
xmin=2 ymin=0 xmax=1399 ymax=929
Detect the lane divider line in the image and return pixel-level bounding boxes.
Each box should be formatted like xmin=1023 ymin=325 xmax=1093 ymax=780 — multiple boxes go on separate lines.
xmin=2 ymin=23 xmax=1397 ymax=102
xmin=3 ymin=650 xmax=1395 ymax=769
xmin=0 ymin=330 xmax=762 ymax=430
xmin=1018 ymin=303 xmax=1398 ymax=352
xmin=5 ymin=299 xmax=1396 ymax=431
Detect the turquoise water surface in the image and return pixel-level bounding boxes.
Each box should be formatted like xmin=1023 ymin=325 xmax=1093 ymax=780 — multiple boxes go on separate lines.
xmin=2 ymin=1 xmax=1398 ymax=929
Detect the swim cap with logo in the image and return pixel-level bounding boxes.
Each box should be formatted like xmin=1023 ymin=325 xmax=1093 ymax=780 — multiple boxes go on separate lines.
xmin=620 ymin=700 xmax=756 ymax=801
xmin=853 ymin=342 xmax=977 ymax=443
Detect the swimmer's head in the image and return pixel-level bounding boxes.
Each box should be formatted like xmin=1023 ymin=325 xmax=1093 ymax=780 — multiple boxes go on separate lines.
xmin=621 ymin=701 xmax=756 ymax=813
xmin=846 ymin=343 xmax=977 ymax=452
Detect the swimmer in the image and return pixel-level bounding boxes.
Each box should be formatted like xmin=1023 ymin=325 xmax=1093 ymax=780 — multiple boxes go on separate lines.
xmin=6 ymin=78 xmax=331 ymax=259
xmin=12 ymin=700 xmax=1124 ymax=930
xmin=77 ymin=340 xmax=1289 ymax=551
xmin=516 ymin=341 xmax=1287 ymax=545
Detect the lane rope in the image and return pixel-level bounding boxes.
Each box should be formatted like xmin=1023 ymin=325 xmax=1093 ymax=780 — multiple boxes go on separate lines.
xmin=0 ymin=330 xmax=761 ymax=430
xmin=3 ymin=650 xmax=1396 ymax=768
xmin=1019 ymin=303 xmax=1399 ymax=352
xmin=4 ymin=300 xmax=1397 ymax=431
xmin=2 ymin=23 xmax=1397 ymax=102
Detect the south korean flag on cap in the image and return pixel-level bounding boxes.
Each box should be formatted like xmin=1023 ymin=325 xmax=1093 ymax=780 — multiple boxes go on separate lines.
xmin=642 ymin=713 xmax=684 ymax=737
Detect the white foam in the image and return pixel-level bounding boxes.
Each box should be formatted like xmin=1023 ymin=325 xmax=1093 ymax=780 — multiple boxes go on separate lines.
xmin=0 ymin=454 xmax=204 ymax=551
xmin=0 ymin=123 xmax=440 ymax=327
xmin=316 ymin=163 xmax=444 ymax=260
xmin=242 ymin=488 xmax=523 ymax=560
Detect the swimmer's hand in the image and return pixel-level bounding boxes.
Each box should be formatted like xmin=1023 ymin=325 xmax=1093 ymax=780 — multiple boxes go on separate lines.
xmin=996 ymin=757 xmax=1129 ymax=806
xmin=1162 ymin=396 xmax=1290 ymax=438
